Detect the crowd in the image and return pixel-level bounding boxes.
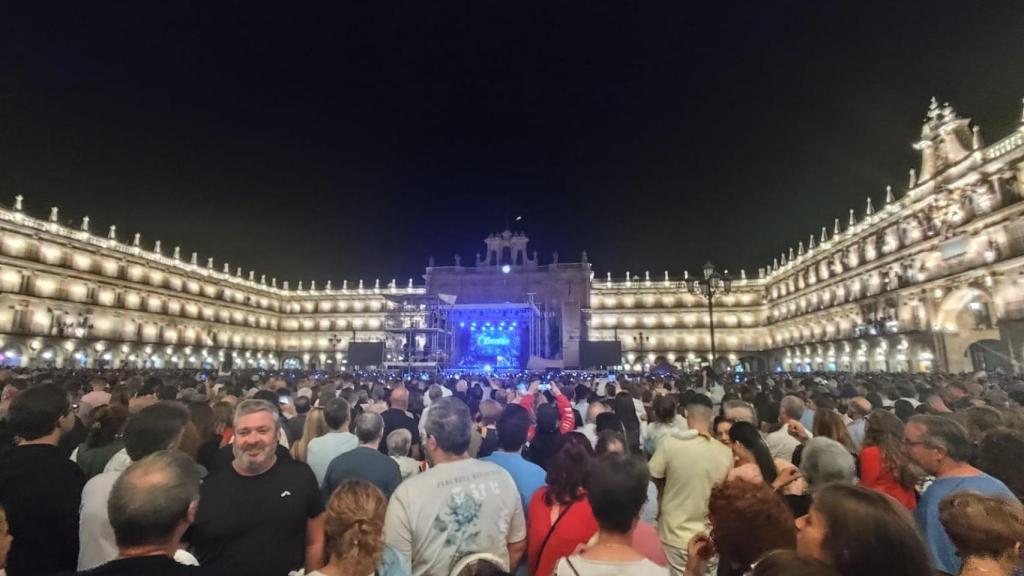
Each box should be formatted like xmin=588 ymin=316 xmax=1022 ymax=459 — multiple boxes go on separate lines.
xmin=0 ymin=366 xmax=1022 ymax=576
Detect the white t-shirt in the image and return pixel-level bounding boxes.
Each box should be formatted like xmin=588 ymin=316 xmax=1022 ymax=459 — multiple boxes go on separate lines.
xmin=764 ymin=426 xmax=803 ymax=463
xmin=78 ymin=471 xmax=120 ymax=570
xmin=554 ymin=555 xmax=668 ymax=575
xmin=384 ymin=457 xmax=526 ymax=576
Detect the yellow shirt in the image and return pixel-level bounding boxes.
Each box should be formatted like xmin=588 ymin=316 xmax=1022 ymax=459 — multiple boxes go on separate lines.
xmin=648 ymin=429 xmax=733 ymax=548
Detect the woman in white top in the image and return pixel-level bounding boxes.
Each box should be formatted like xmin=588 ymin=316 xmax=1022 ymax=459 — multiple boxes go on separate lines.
xmin=555 ymin=453 xmax=668 ymax=576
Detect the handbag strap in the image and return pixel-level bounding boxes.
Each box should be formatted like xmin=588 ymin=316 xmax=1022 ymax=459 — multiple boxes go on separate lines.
xmin=564 ymin=556 xmax=581 ymax=576
xmin=533 ymin=500 xmax=576 ymax=575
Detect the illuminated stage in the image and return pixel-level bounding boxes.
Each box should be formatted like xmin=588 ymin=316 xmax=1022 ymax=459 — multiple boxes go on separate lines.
xmin=449 ymin=303 xmax=539 ymax=372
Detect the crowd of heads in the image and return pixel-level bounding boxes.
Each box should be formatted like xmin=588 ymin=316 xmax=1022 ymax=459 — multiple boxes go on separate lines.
xmin=0 ymin=365 xmax=1022 ymax=576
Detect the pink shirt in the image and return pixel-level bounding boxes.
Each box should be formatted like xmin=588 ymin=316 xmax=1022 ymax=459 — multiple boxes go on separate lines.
xmin=727 ymin=458 xmax=806 ymax=495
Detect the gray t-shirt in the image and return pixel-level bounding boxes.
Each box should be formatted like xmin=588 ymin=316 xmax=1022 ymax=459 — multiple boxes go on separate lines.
xmin=384 ymin=457 xmax=526 ymax=576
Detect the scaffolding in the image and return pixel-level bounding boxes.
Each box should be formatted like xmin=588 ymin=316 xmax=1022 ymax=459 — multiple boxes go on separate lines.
xmin=382 ymin=293 xmax=453 ymax=371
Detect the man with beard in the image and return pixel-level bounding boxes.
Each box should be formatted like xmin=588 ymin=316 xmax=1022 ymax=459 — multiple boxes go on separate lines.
xmin=187 ymin=399 xmax=325 ymax=576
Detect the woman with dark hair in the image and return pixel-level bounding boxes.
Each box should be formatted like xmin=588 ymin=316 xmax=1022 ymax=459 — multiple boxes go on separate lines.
xmin=713 ymin=416 xmax=733 ymax=445
xmin=859 ymin=410 xmax=919 ymax=509
xmin=727 ymin=422 xmax=803 ymax=495
xmin=939 ymin=492 xmax=1024 ymax=576
xmin=73 ymin=404 xmax=129 ymax=479
xmin=685 ymin=478 xmax=797 ymax=576
xmin=594 ymin=429 xmax=627 ymax=456
xmin=976 ymin=427 xmax=1024 ymax=500
xmin=554 ymin=453 xmax=666 ymax=575
xmin=527 ymin=403 xmax=563 ymax=471
xmin=795 ymin=484 xmax=932 ymax=576
xmin=613 ymin=391 xmax=642 ymax=454
xmin=527 ymin=433 xmax=598 ymax=576
xmin=643 ymin=394 xmax=685 ymax=456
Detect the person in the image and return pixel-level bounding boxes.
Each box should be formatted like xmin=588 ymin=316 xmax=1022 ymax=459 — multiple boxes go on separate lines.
xmin=285 ymin=394 xmax=312 ymax=446
xmin=789 ymin=409 xmax=855 ymax=467
xmin=526 ymin=403 xmax=564 ymax=470
xmin=80 ymin=377 xmax=112 ymax=410
xmin=726 ymin=421 xmax=803 ymax=495
xmin=580 ymin=401 xmax=610 ymax=447
xmin=553 ymin=453 xmax=667 ymax=575
xmin=386 ymin=428 xmax=423 ymax=479
xmin=384 ymin=397 xmax=526 ymax=576
xmin=307 ymin=397 xmax=358 ymax=486
xmin=74 ymin=451 xmax=201 ymax=576
xmin=322 ymin=412 xmax=402 ymax=500
xmin=795 ymin=484 xmax=932 ymax=576
xmin=381 ymin=386 xmax=422 ymax=460
xmin=712 ymin=416 xmax=732 ymax=445
xmin=858 ymin=409 xmax=918 ymax=509
xmin=73 ymin=404 xmax=129 ymax=479
xmin=685 ymin=478 xmax=796 ymax=576
xmin=764 ymin=395 xmax=805 ymax=463
xmin=844 ymin=397 xmax=871 ymax=451
xmin=475 ymin=398 xmax=502 ymax=458
xmin=0 ymin=505 xmax=11 ymax=576
xmin=308 ymin=479 xmax=410 ymax=576
xmin=905 ymin=415 xmax=1017 ymax=575
xmin=649 ymin=394 xmax=733 ymax=576
xmin=749 ymin=551 xmax=839 ymax=576
xmin=975 ymin=427 xmax=1024 ymax=500
xmin=0 ymin=385 xmax=84 ymax=576
xmin=78 ymin=402 xmax=191 ymax=570
xmin=721 ymin=400 xmax=756 ymax=426
xmin=290 ymin=406 xmax=327 ymax=463
xmin=939 ymin=492 xmax=1024 ymax=576
xmin=482 ymin=404 xmax=547 ymax=516
xmin=188 ymin=399 xmax=325 ymax=576
xmin=613 ymin=391 xmax=642 ymax=454
xmin=527 ymin=433 xmax=598 ymax=576
xmin=643 ymin=394 xmax=686 ymax=456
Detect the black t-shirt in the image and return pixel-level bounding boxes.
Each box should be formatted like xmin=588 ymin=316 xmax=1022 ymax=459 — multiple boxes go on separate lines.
xmin=0 ymin=444 xmax=85 ymax=576
xmin=322 ymin=446 xmax=402 ymax=500
xmin=73 ymin=555 xmax=203 ymax=576
xmin=379 ymin=408 xmax=420 ymax=453
xmin=187 ymin=456 xmax=324 ymax=576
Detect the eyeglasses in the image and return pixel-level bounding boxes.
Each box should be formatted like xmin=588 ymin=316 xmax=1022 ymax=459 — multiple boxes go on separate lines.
xmin=901 ymin=438 xmax=927 ymax=447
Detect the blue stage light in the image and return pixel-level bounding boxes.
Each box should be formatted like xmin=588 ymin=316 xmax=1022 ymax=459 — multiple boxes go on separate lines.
xmin=459 ymin=321 xmax=465 ymax=328
xmin=501 ymin=264 xmax=511 ymax=274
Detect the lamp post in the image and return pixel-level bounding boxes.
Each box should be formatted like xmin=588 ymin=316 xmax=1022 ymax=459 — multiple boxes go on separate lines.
xmin=327 ymin=333 xmax=342 ymax=372
xmin=633 ymin=332 xmax=650 ymax=372
xmin=687 ymin=262 xmax=732 ymax=370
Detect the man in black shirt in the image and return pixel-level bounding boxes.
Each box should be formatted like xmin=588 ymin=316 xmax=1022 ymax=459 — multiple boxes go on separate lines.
xmin=0 ymin=385 xmax=84 ymax=576
xmin=188 ymin=399 xmax=325 ymax=576
xmin=323 ymin=412 xmax=402 ymax=500
xmin=380 ymin=385 xmax=421 ymax=459
xmin=75 ymin=450 xmax=201 ymax=576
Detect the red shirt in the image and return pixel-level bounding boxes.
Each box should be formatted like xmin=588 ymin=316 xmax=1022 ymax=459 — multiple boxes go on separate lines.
xmin=527 ymin=487 xmax=599 ymax=576
xmin=859 ymin=445 xmax=916 ymax=510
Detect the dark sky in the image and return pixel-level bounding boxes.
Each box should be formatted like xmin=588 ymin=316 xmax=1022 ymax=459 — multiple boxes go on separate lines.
xmin=2 ymin=2 xmax=1023 ymax=285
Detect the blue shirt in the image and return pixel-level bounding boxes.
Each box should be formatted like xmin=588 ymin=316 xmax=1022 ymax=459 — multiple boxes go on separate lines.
xmin=800 ymin=408 xmax=816 ymax=431
xmin=482 ymin=450 xmax=546 ymax=517
xmin=915 ymin=473 xmax=1016 ymax=574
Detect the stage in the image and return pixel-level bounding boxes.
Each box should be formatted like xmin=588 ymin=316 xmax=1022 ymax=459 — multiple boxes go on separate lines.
xmin=448 ymin=302 xmax=540 ymax=372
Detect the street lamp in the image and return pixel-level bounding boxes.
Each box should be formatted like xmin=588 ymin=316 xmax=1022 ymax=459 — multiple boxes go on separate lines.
xmin=327 ymin=333 xmax=342 ymax=372
xmin=686 ymin=261 xmax=732 ymax=370
xmin=633 ymin=332 xmax=650 ymax=372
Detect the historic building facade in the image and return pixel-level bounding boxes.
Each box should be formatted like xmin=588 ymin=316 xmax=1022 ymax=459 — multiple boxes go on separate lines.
xmin=1 ymin=97 xmax=1022 ymax=373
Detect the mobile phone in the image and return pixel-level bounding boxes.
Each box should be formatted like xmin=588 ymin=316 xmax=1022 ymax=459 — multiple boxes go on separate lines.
xmin=539 ymin=382 xmax=551 ymax=391
xmin=607 ymin=371 xmax=617 ymax=382
xmin=279 ymin=395 xmax=291 ymax=405
xmin=516 ymin=382 xmax=527 ymax=393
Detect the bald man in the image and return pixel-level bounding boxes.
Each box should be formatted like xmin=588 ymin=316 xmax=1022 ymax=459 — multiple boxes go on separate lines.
xmin=846 ymin=396 xmax=872 ymax=450
xmin=380 ymin=386 xmax=421 ymax=459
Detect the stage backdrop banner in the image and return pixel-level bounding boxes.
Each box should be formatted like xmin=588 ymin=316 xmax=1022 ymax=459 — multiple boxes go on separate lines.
xmin=579 ymin=341 xmax=622 ymax=369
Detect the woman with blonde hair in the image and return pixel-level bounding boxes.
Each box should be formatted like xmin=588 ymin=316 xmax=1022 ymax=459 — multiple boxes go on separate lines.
xmin=309 ymin=479 xmax=410 ymax=576
xmin=290 ymin=407 xmax=327 ymax=463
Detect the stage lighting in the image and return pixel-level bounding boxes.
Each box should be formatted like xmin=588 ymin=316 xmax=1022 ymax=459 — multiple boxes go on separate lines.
xmin=501 ymin=264 xmax=511 ymax=274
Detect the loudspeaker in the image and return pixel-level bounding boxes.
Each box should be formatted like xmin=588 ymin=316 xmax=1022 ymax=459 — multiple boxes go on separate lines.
xmin=579 ymin=341 xmax=622 ymax=369
xmin=347 ymin=341 xmax=385 ymax=367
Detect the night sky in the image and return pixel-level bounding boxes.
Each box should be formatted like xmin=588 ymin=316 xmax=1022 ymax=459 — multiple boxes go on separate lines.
xmin=2 ymin=2 xmax=1023 ymax=285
